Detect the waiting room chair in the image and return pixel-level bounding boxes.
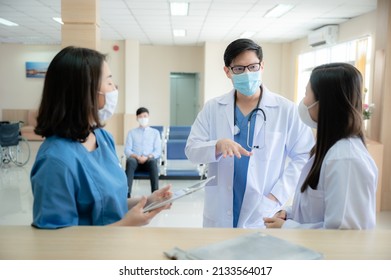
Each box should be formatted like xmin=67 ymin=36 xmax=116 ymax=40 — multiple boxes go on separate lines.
xmin=162 ymin=138 xmax=206 ymax=179
xmin=167 ymin=125 xmax=191 ymax=140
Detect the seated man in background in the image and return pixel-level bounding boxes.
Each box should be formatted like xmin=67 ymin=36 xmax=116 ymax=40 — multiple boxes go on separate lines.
xmin=125 ymin=107 xmax=161 ymax=198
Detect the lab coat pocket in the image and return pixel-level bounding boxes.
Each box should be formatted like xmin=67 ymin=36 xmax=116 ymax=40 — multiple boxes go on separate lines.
xmin=261 ymin=195 xmax=280 ymax=218
xmin=301 ymin=187 xmax=325 ymax=223
xmin=238 ymin=194 xmax=279 ymax=228
xmin=203 ymin=185 xmax=221 ymax=222
xmin=258 ymin=131 xmax=282 ymax=160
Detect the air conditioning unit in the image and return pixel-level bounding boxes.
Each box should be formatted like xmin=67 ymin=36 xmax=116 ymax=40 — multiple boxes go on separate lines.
xmin=307 ymin=25 xmax=339 ymax=47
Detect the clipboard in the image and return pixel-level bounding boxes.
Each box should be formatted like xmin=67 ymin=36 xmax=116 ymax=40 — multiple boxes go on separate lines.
xmin=164 ymin=232 xmax=324 ymax=260
xmin=143 ymin=176 xmax=215 ymax=213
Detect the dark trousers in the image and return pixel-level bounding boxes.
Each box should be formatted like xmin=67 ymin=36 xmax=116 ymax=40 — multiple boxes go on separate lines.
xmin=125 ymin=157 xmax=159 ymax=197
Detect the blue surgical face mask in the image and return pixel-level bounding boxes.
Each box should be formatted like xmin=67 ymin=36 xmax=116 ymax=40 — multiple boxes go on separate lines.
xmin=232 ymin=71 xmax=262 ymax=96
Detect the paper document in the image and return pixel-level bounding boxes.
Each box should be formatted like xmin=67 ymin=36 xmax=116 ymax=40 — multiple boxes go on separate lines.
xmin=143 ymin=176 xmax=215 ymax=213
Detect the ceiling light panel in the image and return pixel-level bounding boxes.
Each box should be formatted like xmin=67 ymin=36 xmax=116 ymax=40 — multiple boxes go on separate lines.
xmin=52 ymin=17 xmax=63 ymax=24
xmin=264 ymin=4 xmax=294 ymax=18
xmin=0 ymin=17 xmax=18 ymax=26
xmin=170 ymin=2 xmax=189 ymax=16
xmin=173 ymin=29 xmax=186 ymax=37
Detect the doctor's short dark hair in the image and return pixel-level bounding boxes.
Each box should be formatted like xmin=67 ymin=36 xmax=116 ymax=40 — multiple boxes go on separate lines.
xmin=136 ymin=107 xmax=149 ymax=116
xmin=223 ymin=38 xmax=263 ymax=67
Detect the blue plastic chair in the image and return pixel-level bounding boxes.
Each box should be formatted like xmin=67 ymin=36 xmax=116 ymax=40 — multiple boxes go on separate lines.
xmin=162 ymin=138 xmax=206 ymax=179
xmin=167 ymin=126 xmax=191 ymax=140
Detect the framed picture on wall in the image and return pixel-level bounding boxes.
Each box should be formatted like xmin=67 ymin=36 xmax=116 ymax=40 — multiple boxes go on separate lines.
xmin=25 ymin=62 xmax=48 ymax=78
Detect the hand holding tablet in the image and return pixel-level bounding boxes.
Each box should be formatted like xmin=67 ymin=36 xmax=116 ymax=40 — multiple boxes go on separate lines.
xmin=143 ymin=176 xmax=215 ymax=213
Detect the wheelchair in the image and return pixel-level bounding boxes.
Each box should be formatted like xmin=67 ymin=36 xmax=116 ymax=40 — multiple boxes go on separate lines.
xmin=0 ymin=121 xmax=31 ymax=167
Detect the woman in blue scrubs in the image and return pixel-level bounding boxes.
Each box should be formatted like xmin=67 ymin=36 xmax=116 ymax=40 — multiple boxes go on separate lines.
xmin=31 ymin=46 xmax=171 ymax=229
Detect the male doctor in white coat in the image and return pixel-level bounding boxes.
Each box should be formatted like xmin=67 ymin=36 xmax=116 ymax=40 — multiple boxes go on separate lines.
xmin=185 ymin=39 xmax=315 ymax=228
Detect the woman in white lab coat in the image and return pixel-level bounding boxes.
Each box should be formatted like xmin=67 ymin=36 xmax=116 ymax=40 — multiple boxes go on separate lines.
xmin=264 ymin=62 xmax=378 ymax=229
xmin=185 ymin=39 xmax=315 ymax=228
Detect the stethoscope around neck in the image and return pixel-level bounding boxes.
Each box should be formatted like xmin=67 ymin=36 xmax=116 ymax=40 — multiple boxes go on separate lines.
xmin=234 ymin=91 xmax=267 ymax=149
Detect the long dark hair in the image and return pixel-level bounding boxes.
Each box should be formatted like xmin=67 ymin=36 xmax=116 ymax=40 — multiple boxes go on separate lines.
xmin=35 ymin=46 xmax=106 ymax=142
xmin=301 ymin=62 xmax=365 ymax=192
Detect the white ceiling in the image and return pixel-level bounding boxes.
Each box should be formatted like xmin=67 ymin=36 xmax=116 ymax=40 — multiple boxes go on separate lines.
xmin=0 ymin=0 xmax=377 ymax=46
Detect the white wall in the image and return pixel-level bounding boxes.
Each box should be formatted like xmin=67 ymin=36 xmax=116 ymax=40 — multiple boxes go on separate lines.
xmin=0 ymin=44 xmax=60 ymax=117
xmin=100 ymin=40 xmax=126 ymax=114
xmin=0 ymin=42 xmax=125 ymax=119
xmin=258 ymin=42 xmax=284 ymax=95
xmin=0 ymin=11 xmax=377 ymax=126
xmin=0 ymin=40 xmax=288 ymax=123
xmin=203 ymin=42 xmax=232 ymax=103
xmin=138 ymin=45 xmax=204 ymax=126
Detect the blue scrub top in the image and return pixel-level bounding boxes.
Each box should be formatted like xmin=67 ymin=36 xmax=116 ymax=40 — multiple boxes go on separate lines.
xmin=233 ymin=107 xmax=256 ymax=228
xmin=31 ymin=128 xmax=128 ymax=229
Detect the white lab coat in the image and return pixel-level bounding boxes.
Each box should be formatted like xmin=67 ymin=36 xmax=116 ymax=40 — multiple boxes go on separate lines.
xmin=283 ymin=137 xmax=378 ymax=229
xmin=185 ymin=87 xmax=315 ymax=228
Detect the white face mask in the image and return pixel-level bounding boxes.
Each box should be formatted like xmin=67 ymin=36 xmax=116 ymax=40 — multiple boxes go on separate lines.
xmin=98 ymin=89 xmax=118 ymax=122
xmin=298 ymin=99 xmax=318 ymax=129
xmin=138 ymin=117 xmax=149 ymax=127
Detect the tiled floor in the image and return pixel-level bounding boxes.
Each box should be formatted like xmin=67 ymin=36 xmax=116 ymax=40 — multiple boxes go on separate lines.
xmin=0 ymin=141 xmax=205 ymax=227
xmin=0 ymin=141 xmax=390 ymax=229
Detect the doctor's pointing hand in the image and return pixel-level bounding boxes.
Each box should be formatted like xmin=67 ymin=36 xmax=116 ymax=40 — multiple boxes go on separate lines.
xmin=216 ymin=138 xmax=252 ymax=159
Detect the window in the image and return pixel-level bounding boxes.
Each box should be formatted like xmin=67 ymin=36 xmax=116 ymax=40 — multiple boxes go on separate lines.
xmin=296 ymin=37 xmax=372 ymax=104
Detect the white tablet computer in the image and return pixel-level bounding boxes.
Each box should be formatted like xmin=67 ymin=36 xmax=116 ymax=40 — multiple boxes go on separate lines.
xmin=143 ymin=176 xmax=215 ymax=213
